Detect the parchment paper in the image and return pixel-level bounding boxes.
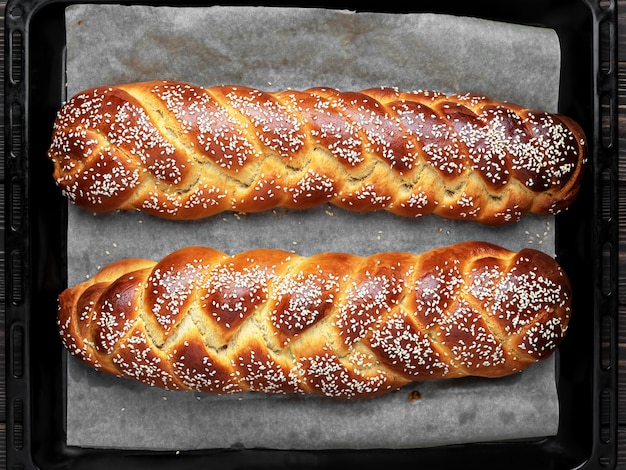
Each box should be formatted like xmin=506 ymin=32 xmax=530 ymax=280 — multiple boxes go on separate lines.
xmin=63 ymin=5 xmax=563 ymax=450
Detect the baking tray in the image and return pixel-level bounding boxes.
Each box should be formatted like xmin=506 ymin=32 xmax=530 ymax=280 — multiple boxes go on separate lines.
xmin=2 ymin=0 xmax=618 ymax=468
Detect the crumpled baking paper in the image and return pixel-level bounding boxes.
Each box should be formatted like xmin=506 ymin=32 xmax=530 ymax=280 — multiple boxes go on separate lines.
xmin=62 ymin=4 xmax=564 ymax=450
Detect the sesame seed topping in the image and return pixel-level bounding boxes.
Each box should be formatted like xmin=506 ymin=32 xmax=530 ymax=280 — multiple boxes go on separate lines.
xmin=61 ymin=244 xmax=572 ymax=397
xmin=48 ymin=81 xmax=586 ymax=223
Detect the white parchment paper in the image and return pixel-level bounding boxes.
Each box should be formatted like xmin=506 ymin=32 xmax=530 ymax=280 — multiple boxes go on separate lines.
xmin=62 ymin=5 xmax=563 ymax=450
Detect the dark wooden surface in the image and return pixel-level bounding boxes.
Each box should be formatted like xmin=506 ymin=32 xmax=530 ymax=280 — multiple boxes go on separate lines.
xmin=2 ymin=2 xmax=8 ymax=468
xmin=1 ymin=1 xmax=625 ymax=469
xmin=612 ymin=1 xmax=625 ymax=468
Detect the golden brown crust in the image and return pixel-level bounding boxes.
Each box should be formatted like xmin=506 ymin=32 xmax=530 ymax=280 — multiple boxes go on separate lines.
xmin=48 ymin=80 xmax=587 ymax=225
xmin=57 ymin=241 xmax=572 ymax=399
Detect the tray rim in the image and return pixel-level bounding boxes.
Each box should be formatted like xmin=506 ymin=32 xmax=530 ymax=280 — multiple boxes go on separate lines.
xmin=2 ymin=0 xmax=619 ymax=468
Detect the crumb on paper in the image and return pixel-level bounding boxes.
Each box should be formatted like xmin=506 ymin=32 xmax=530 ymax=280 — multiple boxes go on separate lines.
xmin=525 ymin=220 xmax=551 ymax=246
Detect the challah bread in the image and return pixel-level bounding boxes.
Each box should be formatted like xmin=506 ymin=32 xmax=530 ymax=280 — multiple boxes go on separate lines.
xmin=57 ymin=241 xmax=572 ymax=399
xmin=48 ymin=80 xmax=587 ymax=225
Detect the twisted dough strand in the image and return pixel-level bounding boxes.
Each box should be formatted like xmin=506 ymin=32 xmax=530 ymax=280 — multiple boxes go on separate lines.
xmin=48 ymin=81 xmax=587 ymax=224
xmin=57 ymin=241 xmax=572 ymax=399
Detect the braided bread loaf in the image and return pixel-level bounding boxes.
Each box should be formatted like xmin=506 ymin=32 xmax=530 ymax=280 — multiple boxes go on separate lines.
xmin=57 ymin=241 xmax=571 ymax=399
xmin=48 ymin=80 xmax=587 ymax=225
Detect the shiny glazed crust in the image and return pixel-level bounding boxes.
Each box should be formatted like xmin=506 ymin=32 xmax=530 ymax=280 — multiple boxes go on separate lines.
xmin=57 ymin=241 xmax=572 ymax=399
xmin=48 ymin=81 xmax=587 ymax=225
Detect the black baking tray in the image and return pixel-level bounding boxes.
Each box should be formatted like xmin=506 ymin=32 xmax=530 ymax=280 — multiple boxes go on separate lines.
xmin=2 ymin=0 xmax=618 ymax=468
